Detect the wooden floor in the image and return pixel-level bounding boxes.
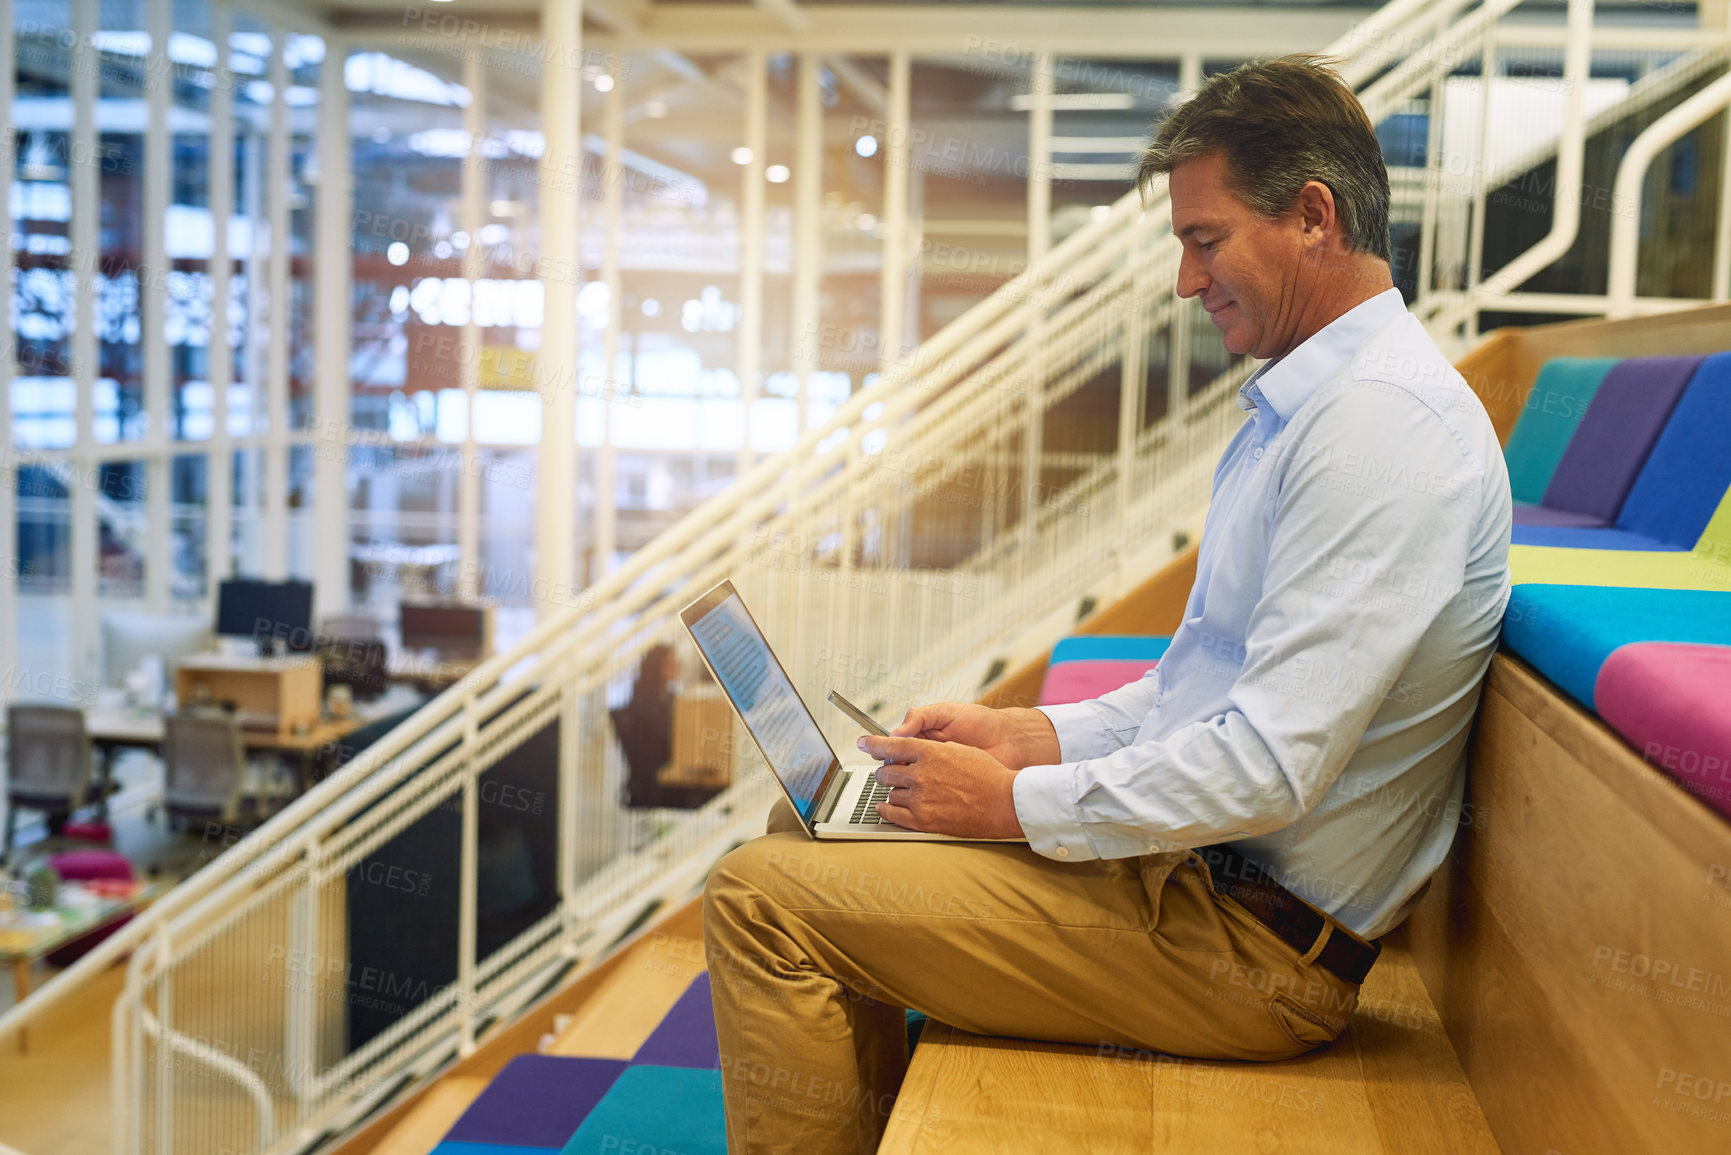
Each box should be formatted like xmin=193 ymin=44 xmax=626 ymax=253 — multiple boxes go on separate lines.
xmin=0 ymin=963 xmax=123 ymax=1155
xmin=881 ymin=935 xmax=1501 ymax=1154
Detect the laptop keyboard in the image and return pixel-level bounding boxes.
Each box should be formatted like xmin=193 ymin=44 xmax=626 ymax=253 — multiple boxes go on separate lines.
xmin=849 ymin=778 xmax=893 ymax=824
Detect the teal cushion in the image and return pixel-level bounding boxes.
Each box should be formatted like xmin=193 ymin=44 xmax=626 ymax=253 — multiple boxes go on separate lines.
xmin=1502 ymin=584 xmax=1731 ymax=709
xmin=562 ymin=1066 xmax=726 ymax=1155
xmin=1048 ymin=635 xmax=1171 ymax=664
xmin=1503 ymin=357 xmax=1618 ymax=504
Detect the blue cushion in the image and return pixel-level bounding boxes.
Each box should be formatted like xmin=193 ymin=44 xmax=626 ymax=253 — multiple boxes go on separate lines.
xmin=433 ymin=1145 xmax=559 ymax=1155
xmin=1502 ymin=585 xmax=1731 ymax=709
xmin=1049 ymin=635 xmax=1171 ymax=664
xmin=562 ymin=1066 xmax=726 ymax=1155
xmin=1502 ymin=357 xmax=1619 ymax=504
xmin=1615 ymin=352 xmax=1731 ymax=549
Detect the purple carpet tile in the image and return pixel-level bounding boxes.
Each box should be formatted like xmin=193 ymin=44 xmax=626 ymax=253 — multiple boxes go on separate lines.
xmin=631 ymin=973 xmax=720 ymax=1070
xmin=444 ymin=1055 xmax=628 ymax=1149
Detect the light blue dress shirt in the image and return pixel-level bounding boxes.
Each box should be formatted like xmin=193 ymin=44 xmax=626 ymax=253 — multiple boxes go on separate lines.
xmin=1013 ymin=288 xmax=1512 ymax=939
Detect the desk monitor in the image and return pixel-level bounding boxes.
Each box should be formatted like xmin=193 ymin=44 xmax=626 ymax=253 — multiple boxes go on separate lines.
xmin=101 ymin=611 xmax=211 ymax=689
xmin=400 ymin=601 xmax=491 ymax=658
xmin=216 ymin=579 xmax=315 ymax=656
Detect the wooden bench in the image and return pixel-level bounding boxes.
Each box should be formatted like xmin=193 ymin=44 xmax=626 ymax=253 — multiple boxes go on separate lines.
xmin=880 ymin=937 xmax=1498 ymax=1155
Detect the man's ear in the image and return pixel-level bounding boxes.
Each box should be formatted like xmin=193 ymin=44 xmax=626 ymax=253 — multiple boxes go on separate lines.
xmin=1294 ymin=180 xmax=1337 ymax=249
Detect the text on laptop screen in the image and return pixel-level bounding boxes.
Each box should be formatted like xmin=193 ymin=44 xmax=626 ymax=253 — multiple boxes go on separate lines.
xmin=687 ymin=592 xmax=833 ymax=815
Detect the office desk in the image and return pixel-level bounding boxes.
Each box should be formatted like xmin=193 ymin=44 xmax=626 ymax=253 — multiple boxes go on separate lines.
xmin=86 ymin=707 xmax=365 ymax=793
xmin=386 ymin=651 xmax=485 ymax=694
xmin=176 ymin=654 xmax=323 ymax=736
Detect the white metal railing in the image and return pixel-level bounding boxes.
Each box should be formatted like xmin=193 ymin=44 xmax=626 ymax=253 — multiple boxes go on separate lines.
xmin=7 ymin=2 xmax=1731 ymax=1153
xmin=1608 ymin=67 xmax=1731 ymax=316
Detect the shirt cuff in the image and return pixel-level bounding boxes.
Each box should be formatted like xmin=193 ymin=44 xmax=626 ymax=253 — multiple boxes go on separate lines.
xmin=1035 ymin=703 xmax=1123 ymax=763
xmin=1013 ymin=762 xmax=1098 ymax=862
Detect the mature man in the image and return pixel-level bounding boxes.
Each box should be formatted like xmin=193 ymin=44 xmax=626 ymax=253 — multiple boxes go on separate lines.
xmin=704 ymin=55 xmax=1511 ymax=1153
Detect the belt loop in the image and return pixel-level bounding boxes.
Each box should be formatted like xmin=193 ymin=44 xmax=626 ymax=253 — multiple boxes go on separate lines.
xmin=1298 ymin=920 xmax=1333 ymax=969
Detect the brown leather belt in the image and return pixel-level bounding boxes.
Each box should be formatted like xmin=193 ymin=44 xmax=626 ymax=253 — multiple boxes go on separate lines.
xmin=1194 ymin=843 xmax=1381 ymax=986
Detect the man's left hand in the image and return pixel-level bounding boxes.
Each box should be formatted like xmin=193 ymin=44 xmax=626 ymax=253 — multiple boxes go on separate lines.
xmin=855 ymin=736 xmax=1026 ymax=840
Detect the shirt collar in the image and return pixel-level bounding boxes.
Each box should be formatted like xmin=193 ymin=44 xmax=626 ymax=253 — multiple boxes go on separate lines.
xmin=1236 ymin=287 xmax=1408 ymax=422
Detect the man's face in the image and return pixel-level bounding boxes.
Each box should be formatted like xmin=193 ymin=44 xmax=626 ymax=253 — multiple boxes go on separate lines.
xmin=1168 ymin=152 xmax=1308 ymax=359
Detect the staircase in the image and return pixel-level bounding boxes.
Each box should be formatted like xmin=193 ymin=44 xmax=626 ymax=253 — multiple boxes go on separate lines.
xmin=8 ymin=2 xmax=1731 ymax=1153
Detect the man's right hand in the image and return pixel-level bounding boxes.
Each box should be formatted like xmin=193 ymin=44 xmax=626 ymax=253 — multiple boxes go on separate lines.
xmin=891 ymin=702 xmax=1060 ymax=772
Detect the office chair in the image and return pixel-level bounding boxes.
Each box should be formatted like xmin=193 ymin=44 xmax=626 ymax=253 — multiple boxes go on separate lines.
xmin=318 ymin=614 xmax=389 ymax=701
xmin=4 ymin=704 xmax=95 ymax=860
xmin=162 ymin=709 xmax=267 ymax=829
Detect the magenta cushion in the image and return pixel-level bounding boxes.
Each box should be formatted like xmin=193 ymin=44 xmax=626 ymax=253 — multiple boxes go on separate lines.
xmin=49 ymin=849 xmax=135 ymax=882
xmin=1039 ymin=659 xmax=1157 ymax=706
xmin=1595 ymin=642 xmax=1731 ymax=820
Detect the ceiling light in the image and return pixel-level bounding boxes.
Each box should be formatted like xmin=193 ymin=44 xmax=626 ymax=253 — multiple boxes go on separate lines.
xmin=1009 ymin=93 xmax=1135 ymax=111
xmin=854 ymin=135 xmax=878 ymax=158
xmin=731 ymin=146 xmax=754 ymax=166
xmin=766 ymin=164 xmax=790 ymax=184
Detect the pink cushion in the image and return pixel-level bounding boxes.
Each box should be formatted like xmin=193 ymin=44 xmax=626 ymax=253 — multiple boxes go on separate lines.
xmin=1595 ymin=642 xmax=1731 ymax=820
xmin=49 ymin=849 xmax=135 ymax=882
xmin=1039 ymin=659 xmax=1157 ymax=707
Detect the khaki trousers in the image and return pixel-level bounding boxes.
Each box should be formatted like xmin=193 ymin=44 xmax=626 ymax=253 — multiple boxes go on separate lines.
xmin=703 ymin=802 xmax=1369 ymax=1154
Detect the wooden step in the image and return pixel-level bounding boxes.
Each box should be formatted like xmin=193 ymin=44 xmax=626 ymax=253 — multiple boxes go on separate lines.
xmin=879 ymin=939 xmax=1500 ymax=1154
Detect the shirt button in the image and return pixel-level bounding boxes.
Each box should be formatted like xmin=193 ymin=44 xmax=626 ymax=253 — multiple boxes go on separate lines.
xmin=1055 ymin=846 xmax=1070 ymax=859
xmin=1147 ymin=844 xmax=1159 ymax=854
xmin=1253 ymin=447 xmax=1265 ymax=460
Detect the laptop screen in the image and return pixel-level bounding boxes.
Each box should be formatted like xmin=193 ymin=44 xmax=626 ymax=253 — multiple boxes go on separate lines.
xmin=682 ymin=583 xmax=837 ymax=820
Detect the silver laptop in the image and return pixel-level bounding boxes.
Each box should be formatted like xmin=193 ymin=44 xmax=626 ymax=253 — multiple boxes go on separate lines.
xmin=679 ymin=580 xmax=1024 ymax=842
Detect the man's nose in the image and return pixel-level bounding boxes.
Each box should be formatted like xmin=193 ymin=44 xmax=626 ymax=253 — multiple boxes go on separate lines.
xmin=1176 ymin=251 xmax=1207 ymax=299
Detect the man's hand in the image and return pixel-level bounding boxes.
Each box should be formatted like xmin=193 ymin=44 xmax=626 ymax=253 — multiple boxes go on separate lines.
xmin=855 ymin=735 xmax=1025 ymax=840
xmin=892 ymin=702 xmax=1060 ymax=771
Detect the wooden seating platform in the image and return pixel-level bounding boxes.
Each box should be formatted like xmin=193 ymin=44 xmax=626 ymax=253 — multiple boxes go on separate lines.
xmin=879 ymin=938 xmax=1499 ymax=1155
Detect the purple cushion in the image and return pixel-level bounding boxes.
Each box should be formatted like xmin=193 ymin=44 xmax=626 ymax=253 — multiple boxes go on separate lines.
xmin=443 ymin=1055 xmax=626 ymax=1148
xmin=1595 ymin=642 xmax=1731 ymax=821
xmin=1541 ymin=356 xmax=1702 ymax=522
xmin=1511 ymin=503 xmax=1608 ymax=529
xmin=1039 ymin=659 xmax=1157 ymax=706
xmin=632 ymin=973 xmax=720 ymax=1069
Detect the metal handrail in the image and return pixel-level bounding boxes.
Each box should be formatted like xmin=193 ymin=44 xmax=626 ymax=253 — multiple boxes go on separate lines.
xmin=1607 ymin=68 xmax=1731 ymax=317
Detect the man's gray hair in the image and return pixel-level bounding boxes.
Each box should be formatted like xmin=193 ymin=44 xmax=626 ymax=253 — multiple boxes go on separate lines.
xmin=1138 ymin=54 xmax=1391 ymax=263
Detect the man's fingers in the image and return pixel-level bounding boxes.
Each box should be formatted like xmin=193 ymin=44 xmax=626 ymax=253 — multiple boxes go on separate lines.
xmin=895 ymin=702 xmax=967 ymax=738
xmin=876 ymin=800 xmax=919 ymax=829
xmin=858 ymin=734 xmax=930 ymax=763
xmin=874 ymin=762 xmax=916 ymax=788
xmin=893 ymin=705 xmax=947 ymax=738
